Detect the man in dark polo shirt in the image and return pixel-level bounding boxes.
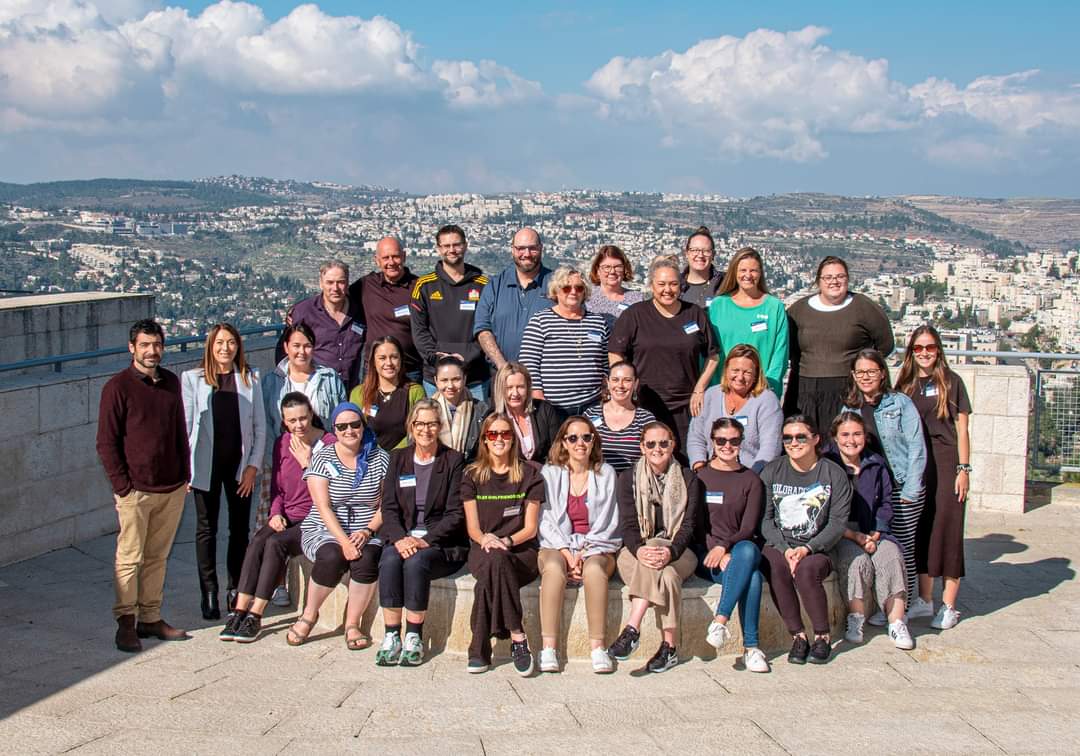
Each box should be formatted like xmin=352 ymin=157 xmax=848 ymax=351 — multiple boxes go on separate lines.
xmin=348 ymin=236 xmax=421 ymax=382
xmin=96 ymin=319 xmax=191 ymax=653
xmin=282 ymin=260 xmax=365 ymax=390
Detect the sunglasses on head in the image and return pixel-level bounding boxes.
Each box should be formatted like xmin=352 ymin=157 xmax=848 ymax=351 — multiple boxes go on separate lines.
xmin=911 ymin=343 xmax=939 ymax=354
xmin=644 ymin=439 xmax=672 ymax=450
xmin=560 ymin=284 xmax=586 ymax=294
xmin=712 ymin=436 xmax=742 ymax=447
xmin=334 ymin=420 xmax=364 ymax=431
xmin=782 ymin=434 xmax=811 ymax=445
xmin=485 ymin=429 xmax=514 ymax=441
xmin=565 ymin=433 xmax=593 ymax=444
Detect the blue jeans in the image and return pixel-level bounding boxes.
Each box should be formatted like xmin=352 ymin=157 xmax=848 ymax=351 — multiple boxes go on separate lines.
xmin=694 ymin=539 xmax=763 ymax=649
xmin=422 ymin=380 xmax=486 ymax=401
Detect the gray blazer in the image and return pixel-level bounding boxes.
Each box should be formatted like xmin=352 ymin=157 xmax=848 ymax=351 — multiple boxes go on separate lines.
xmin=182 ymin=368 xmax=267 ymax=491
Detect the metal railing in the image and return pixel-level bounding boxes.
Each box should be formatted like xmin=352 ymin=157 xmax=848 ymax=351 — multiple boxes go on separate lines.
xmin=0 ymin=324 xmax=284 ymax=374
xmin=1033 ymin=369 xmax=1080 ymax=474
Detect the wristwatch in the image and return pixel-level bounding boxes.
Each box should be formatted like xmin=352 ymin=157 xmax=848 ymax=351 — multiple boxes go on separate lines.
xmin=361 ymin=527 xmax=376 ymax=538
xmin=956 ymin=464 xmax=972 ymax=474
xmin=503 ymin=536 xmax=514 ymax=548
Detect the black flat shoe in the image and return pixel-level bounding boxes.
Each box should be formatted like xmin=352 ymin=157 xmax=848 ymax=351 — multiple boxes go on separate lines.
xmin=201 ymin=592 xmax=221 ymax=620
xmin=226 ymin=589 xmax=238 ymax=613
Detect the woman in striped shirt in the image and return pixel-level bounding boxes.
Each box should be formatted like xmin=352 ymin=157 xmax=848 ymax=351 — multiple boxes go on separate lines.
xmin=287 ymin=402 xmax=390 ymax=649
xmin=586 ymin=361 xmax=656 ymax=473
xmin=519 ymin=266 xmax=610 ymax=416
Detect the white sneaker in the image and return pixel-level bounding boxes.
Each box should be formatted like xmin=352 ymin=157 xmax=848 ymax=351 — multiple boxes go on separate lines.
xmin=743 ymin=647 xmax=770 ymax=673
xmin=867 ymin=610 xmax=888 ymax=627
xmin=539 ymin=647 xmax=559 ymax=673
xmin=889 ymin=620 xmax=915 ymax=650
xmin=845 ymin=613 xmax=865 ymax=643
xmin=591 ymin=647 xmax=614 ymax=674
xmin=907 ymin=596 xmax=935 ymax=619
xmin=270 ymin=585 xmax=291 ymax=607
xmin=706 ymin=619 xmax=731 ymax=649
xmin=930 ymin=604 xmax=961 ymax=630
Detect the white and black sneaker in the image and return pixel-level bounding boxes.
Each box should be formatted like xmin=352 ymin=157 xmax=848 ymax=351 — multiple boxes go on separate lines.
xmin=645 ymin=642 xmax=678 ymax=673
xmin=607 ymin=625 xmax=640 ymax=660
xmin=510 ymin=639 xmax=534 ymax=677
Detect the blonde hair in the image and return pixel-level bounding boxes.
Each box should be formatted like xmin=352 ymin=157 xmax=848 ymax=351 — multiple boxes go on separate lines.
xmin=719 ymin=344 xmax=767 ymax=397
xmin=547 ymin=266 xmax=592 ymax=301
xmin=646 ymin=255 xmax=682 ymax=287
xmin=492 ymin=362 xmax=535 ymax=415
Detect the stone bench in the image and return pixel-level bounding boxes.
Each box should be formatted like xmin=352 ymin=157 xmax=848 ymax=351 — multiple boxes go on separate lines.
xmin=288 ymin=558 xmax=845 ymax=659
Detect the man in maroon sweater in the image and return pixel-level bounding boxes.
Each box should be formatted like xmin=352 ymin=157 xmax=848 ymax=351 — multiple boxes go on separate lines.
xmin=96 ymin=319 xmax=191 ymax=652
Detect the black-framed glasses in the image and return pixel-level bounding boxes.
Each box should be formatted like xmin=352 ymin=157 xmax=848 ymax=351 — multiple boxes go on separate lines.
xmin=712 ymin=436 xmax=742 ymax=447
xmin=782 ymin=434 xmax=811 ymax=445
xmin=644 ymin=439 xmax=672 ymax=450
xmin=334 ymin=420 xmax=364 ymax=431
xmin=513 ymin=244 xmax=541 ymax=253
xmin=565 ymin=433 xmax=593 ymax=444
xmin=853 ymin=369 xmax=882 ymax=379
xmin=412 ymin=420 xmax=440 ymax=430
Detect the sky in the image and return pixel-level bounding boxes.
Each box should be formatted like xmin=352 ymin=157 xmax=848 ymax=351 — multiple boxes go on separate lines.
xmin=2 ymin=0 xmax=1079 ymax=197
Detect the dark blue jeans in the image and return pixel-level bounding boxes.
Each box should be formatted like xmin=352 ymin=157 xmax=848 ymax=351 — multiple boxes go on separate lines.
xmin=694 ymin=539 xmax=763 ymax=648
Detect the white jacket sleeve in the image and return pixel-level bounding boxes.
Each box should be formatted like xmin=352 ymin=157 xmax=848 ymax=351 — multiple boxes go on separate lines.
xmin=581 ymin=464 xmax=623 ymax=556
xmin=538 ymin=464 xmax=572 ymax=550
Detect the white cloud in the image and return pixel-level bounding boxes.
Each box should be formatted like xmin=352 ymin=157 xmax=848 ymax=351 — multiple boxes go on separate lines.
xmin=433 ymin=59 xmax=542 ymax=108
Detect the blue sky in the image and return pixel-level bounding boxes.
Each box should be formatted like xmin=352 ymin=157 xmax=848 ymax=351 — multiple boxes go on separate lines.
xmin=2 ymin=0 xmax=1079 ymax=196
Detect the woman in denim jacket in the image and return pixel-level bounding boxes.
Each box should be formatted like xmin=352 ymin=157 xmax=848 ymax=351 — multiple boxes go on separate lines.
xmin=842 ymin=348 xmax=926 ymax=614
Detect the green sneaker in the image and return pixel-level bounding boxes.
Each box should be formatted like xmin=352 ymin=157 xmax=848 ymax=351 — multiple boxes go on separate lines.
xmin=399 ymin=632 xmax=423 ymax=667
xmin=375 ymin=632 xmax=402 ymax=666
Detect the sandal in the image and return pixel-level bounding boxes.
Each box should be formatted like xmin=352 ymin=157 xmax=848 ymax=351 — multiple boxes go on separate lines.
xmin=345 ymin=624 xmax=371 ymax=651
xmin=286 ymin=616 xmax=316 ymax=646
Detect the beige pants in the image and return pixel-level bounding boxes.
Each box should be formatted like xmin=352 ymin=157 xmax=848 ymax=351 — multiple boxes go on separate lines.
xmin=537 ymin=549 xmax=616 ymax=641
xmin=113 ymin=485 xmax=187 ymax=622
xmin=616 ymin=544 xmax=697 ymax=630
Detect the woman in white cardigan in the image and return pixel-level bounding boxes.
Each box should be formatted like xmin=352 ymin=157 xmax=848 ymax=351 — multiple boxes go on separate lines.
xmin=538 ymin=416 xmax=622 ymax=674
xmin=182 ymin=323 xmax=266 ymax=620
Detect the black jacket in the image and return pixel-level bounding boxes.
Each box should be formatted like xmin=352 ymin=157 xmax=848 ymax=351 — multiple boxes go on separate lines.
xmin=380 ymin=443 xmax=467 ymax=553
xmin=523 ymin=399 xmax=566 ymax=463
xmin=410 ymin=261 xmax=489 ymax=384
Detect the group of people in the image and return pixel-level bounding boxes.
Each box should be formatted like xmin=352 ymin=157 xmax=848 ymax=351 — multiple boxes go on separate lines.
xmin=95 ymin=224 xmax=972 ymax=677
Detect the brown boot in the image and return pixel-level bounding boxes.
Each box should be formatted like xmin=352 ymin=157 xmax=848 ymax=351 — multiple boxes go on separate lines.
xmin=136 ymin=618 xmax=190 ymax=641
xmin=115 ymin=614 xmax=142 ymax=653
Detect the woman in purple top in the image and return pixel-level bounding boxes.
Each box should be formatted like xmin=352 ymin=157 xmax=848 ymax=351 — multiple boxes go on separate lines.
xmin=220 ymin=393 xmax=334 ymax=643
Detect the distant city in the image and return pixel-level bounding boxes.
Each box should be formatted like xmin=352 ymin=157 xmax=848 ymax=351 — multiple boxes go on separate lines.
xmin=2 ymin=176 xmax=1077 ymax=358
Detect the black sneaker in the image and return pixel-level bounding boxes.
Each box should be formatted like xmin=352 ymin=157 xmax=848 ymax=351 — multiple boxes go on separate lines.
xmin=607 ymin=625 xmax=640 ymax=661
xmin=788 ymin=635 xmax=810 ymax=664
xmin=510 ymin=639 xmax=534 ymax=677
xmin=218 ymin=611 xmax=243 ymax=641
xmin=233 ymin=613 xmax=261 ymax=643
xmin=466 ymin=658 xmax=489 ymax=674
xmin=645 ymin=642 xmax=678 ymax=673
xmin=809 ymin=636 xmax=832 ymax=664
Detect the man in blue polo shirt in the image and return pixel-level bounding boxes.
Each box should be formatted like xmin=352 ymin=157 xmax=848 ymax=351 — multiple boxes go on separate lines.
xmin=474 ymin=227 xmax=554 ymax=372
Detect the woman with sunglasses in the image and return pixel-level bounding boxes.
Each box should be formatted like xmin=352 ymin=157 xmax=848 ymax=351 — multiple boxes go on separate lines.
xmin=585 ymin=361 xmax=656 ymax=473
xmin=586 ymin=245 xmax=643 ymax=329
xmin=827 ymin=413 xmax=913 ymax=650
xmin=783 ymin=256 xmax=894 ymax=434
xmin=608 ymin=421 xmax=702 ymax=673
xmin=844 ymin=348 xmax=927 ymax=619
xmin=687 ymin=345 xmax=782 ymax=475
xmin=693 ymin=418 xmax=769 ymax=673
xmin=759 ymin=415 xmax=851 ymax=664
xmin=610 ymin=255 xmax=719 ymax=461
xmin=375 ymin=399 xmax=468 ymax=666
xmin=182 ymin=323 xmax=267 ymax=620
xmin=895 ymin=326 xmax=971 ymax=630
xmin=707 ymin=247 xmax=789 ymax=397
xmin=519 ymin=267 xmax=610 ymax=417
xmin=679 ymin=226 xmax=722 ymax=309
xmin=431 ymin=355 xmax=490 ymax=462
xmin=348 ymin=335 xmax=425 ymax=451
xmin=288 ymin=402 xmax=390 ymax=649
xmin=221 ymin=392 xmax=333 ymax=643
xmin=462 ymin=413 xmax=545 ymax=675
xmin=491 ymin=362 xmax=563 ymax=463
xmin=538 ymin=417 xmax=621 ymax=674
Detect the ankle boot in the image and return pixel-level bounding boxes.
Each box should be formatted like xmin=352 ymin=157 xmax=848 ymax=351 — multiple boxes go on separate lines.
xmin=201 ymin=591 xmax=221 ymax=620
xmin=115 ymin=614 xmax=142 ymax=653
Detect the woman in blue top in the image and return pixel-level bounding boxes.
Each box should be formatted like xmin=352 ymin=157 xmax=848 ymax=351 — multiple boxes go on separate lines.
xmin=843 ymin=349 xmax=927 ymax=614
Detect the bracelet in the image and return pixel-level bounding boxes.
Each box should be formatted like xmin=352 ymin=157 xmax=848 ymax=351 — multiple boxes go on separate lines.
xmin=956 ymin=464 xmax=972 ymax=474
xmin=361 ymin=527 xmax=375 ymax=538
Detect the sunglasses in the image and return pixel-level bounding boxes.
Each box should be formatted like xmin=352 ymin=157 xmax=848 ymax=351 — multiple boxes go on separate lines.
xmin=485 ymin=430 xmax=514 ymax=441
xmin=334 ymin=420 xmax=364 ymax=431
xmin=911 ymin=343 xmax=939 ymax=354
xmin=712 ymin=437 xmax=742 ymax=447
xmin=565 ymin=433 xmax=594 ymax=444
xmin=644 ymin=439 xmax=672 ymax=450
xmin=560 ymin=284 xmax=586 ymax=294
xmin=782 ymin=434 xmax=812 ymax=445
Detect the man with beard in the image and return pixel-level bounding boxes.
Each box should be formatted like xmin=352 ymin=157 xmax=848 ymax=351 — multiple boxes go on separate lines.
xmin=474 ymin=227 xmax=554 ymax=371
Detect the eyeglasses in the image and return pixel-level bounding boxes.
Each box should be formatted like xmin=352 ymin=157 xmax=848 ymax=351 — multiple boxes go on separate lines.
xmin=565 ymin=433 xmax=593 ymax=444
xmin=687 ymin=247 xmax=713 ymax=256
xmin=644 ymin=439 xmax=672 ymax=450
xmin=782 ymin=434 xmax=812 ymax=445
xmin=560 ymin=284 xmax=586 ymax=294
xmin=820 ymin=274 xmax=848 ymax=283
xmin=853 ymin=369 xmax=882 ymax=379
xmin=412 ymin=420 xmax=440 ymax=430
xmin=513 ymin=244 xmax=541 ymax=253
xmin=485 ymin=430 xmax=514 ymax=441
xmin=438 ymin=242 xmax=466 ymax=250
xmin=712 ymin=436 xmax=742 ymax=447
xmin=598 ymin=264 xmax=624 ymax=274
xmin=911 ymin=343 xmax=939 ymax=354
xmin=334 ymin=420 xmax=364 ymax=431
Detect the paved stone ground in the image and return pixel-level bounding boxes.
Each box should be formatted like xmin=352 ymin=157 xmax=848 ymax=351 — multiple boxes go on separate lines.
xmin=1 ymin=504 xmax=1079 ymax=755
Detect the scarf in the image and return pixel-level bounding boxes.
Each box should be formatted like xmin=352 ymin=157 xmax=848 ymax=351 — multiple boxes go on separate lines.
xmin=632 ymin=455 xmax=687 ymax=541
xmin=434 ymin=393 xmax=474 ymax=453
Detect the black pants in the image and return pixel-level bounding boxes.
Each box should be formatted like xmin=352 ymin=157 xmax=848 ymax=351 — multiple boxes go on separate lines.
xmin=760 ymin=546 xmax=833 ymax=636
xmin=236 ymin=524 xmax=303 ymax=601
xmin=193 ymin=461 xmax=252 ymax=595
xmin=310 ymin=541 xmax=382 ymax=587
xmin=783 ymin=375 xmax=848 ymax=437
xmin=379 ymin=545 xmax=463 ymax=612
xmin=467 ymin=545 xmax=539 ymax=662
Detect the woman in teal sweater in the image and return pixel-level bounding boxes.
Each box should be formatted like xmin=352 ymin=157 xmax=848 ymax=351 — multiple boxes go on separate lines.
xmin=707 ymin=247 xmax=789 ymax=398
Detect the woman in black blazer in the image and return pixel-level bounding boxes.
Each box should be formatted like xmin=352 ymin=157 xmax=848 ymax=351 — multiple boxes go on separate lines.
xmin=375 ymin=399 xmax=468 ymax=667
xmin=491 ymin=362 xmax=566 ymax=463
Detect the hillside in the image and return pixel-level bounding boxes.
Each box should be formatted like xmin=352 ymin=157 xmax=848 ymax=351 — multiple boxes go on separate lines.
xmin=904 ymin=195 xmax=1080 ymax=250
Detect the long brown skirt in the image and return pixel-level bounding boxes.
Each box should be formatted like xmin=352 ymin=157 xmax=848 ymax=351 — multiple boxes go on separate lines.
xmin=916 ymin=441 xmax=966 ymax=578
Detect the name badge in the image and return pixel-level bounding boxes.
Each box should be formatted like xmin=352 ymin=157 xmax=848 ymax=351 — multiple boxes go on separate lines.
xmin=682 ymin=322 xmax=701 ymax=335
xmin=750 ymin=320 xmax=768 ymax=333
xmin=400 ymin=474 xmax=416 ymax=488
xmin=586 ymin=331 xmax=603 ymax=343
xmin=924 ymin=384 xmax=939 ymax=397
xmin=459 ymin=301 xmax=476 ymax=311
xmin=366 ymin=405 xmax=379 ymax=417
xmin=617 ymin=303 xmax=630 ymax=312
xmin=409 ymin=528 xmax=428 ymax=538
xmin=503 ymin=505 xmax=521 ymax=517
xmin=706 ymin=491 xmax=724 ymax=505
xmin=326 ymin=465 xmax=342 ymax=479
xmin=350 ymin=323 xmax=365 ymax=336
xmin=734 ymin=415 xmax=749 ymax=427
xmin=393 ymin=305 xmax=410 ymax=318
xmin=705 ymin=297 xmax=715 ymax=307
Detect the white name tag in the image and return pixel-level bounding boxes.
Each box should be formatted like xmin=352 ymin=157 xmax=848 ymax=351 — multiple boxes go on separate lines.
xmin=326 ymin=465 xmax=342 ymax=479
xmin=750 ymin=320 xmax=768 ymax=333
xmin=366 ymin=405 xmax=378 ymax=417
xmin=350 ymin=323 xmax=365 ymax=336
xmin=503 ymin=505 xmax=521 ymax=517
xmin=409 ymin=528 xmax=428 ymax=538
xmin=924 ymin=384 xmax=939 ymax=397
xmin=734 ymin=415 xmax=749 ymax=427
xmin=705 ymin=297 xmax=715 ymax=307
xmin=586 ymin=331 xmax=603 ymax=343
xmin=459 ymin=301 xmax=476 ymax=311
xmin=617 ymin=303 xmax=630 ymax=312
xmin=706 ymin=491 xmax=724 ymax=505
xmin=400 ymin=474 xmax=416 ymax=488
xmin=393 ymin=305 xmax=410 ymax=318
xmin=682 ymin=322 xmax=700 ymax=335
